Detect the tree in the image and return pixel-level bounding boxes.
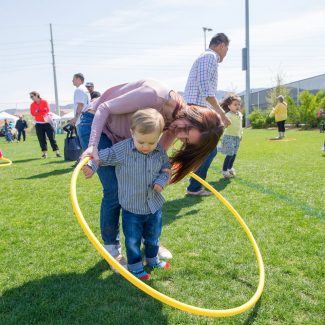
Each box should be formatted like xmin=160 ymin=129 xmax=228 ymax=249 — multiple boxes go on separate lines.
xmin=266 ymin=73 xmax=290 ymax=109
xmin=286 ymin=96 xmax=300 ymax=126
xmin=299 ymin=91 xmax=318 ymax=127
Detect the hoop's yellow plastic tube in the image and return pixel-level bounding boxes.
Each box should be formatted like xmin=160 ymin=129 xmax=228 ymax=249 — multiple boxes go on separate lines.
xmin=70 ymin=157 xmax=265 ymax=317
xmin=0 ymin=157 xmax=12 ymax=167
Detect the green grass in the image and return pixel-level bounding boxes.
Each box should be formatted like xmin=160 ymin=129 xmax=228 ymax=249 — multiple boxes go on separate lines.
xmin=0 ymin=129 xmax=324 ymax=324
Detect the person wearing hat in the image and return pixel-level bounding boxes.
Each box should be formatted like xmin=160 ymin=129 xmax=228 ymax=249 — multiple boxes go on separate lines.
xmin=270 ymin=95 xmax=287 ymax=139
xmin=85 ymin=82 xmax=101 ymax=101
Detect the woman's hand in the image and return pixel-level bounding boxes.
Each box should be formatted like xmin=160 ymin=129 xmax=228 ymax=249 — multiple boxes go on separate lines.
xmin=222 ymin=115 xmax=231 ymax=127
xmin=81 ymin=145 xmax=99 ymax=162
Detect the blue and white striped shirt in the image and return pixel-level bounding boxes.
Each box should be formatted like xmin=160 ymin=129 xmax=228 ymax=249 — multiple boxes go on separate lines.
xmin=184 ymin=49 xmax=220 ymax=107
xmin=90 ymin=139 xmax=170 ymax=215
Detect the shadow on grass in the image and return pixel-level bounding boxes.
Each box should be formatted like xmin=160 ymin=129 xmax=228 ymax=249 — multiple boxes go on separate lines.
xmin=16 ymin=168 xmax=73 ymax=180
xmin=12 ymin=158 xmax=40 ymax=164
xmin=243 ymin=299 xmax=262 ymax=325
xmin=0 ymin=260 xmax=167 ymax=325
xmin=208 ymin=178 xmax=231 ymax=192
xmin=162 ymin=176 xmax=232 ymax=226
xmin=162 ymin=193 xmax=203 ymax=226
xmin=234 ymin=176 xmax=324 ymax=219
xmin=45 ymin=160 xmax=72 ymax=165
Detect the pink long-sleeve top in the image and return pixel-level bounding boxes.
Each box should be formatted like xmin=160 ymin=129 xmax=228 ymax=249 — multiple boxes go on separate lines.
xmin=89 ymin=80 xmax=176 ymax=149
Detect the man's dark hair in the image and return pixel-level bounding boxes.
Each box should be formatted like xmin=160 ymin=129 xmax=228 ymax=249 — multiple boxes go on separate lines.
xmin=209 ymin=33 xmax=230 ymax=47
xmin=74 ymin=73 xmax=84 ymax=82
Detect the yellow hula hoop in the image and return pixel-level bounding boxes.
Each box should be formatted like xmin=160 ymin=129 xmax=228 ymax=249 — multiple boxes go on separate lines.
xmin=0 ymin=157 xmax=12 ymax=167
xmin=70 ymin=157 xmax=265 ymax=317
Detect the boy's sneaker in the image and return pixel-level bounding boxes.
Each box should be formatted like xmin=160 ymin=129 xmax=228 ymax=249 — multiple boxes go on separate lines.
xmin=150 ymin=261 xmax=171 ymax=270
xmin=228 ymin=168 xmax=236 ymax=176
xmin=222 ymin=170 xmax=232 ymax=179
xmin=56 ymin=152 xmax=62 ymax=158
xmin=131 ymin=269 xmax=151 ymax=281
xmin=41 ymin=153 xmax=48 ymax=159
xmin=158 ymin=245 xmax=173 ymax=260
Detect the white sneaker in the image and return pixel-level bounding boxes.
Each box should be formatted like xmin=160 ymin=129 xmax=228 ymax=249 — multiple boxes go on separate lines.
xmin=222 ymin=170 xmax=232 ymax=179
xmin=228 ymin=168 xmax=236 ymax=176
xmin=158 ymin=245 xmax=173 ymax=260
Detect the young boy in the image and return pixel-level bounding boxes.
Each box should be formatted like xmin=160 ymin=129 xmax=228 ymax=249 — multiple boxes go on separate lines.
xmin=83 ymin=109 xmax=171 ymax=280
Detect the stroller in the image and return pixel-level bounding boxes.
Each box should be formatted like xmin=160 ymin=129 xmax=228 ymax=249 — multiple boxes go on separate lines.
xmin=63 ymin=123 xmax=83 ymax=161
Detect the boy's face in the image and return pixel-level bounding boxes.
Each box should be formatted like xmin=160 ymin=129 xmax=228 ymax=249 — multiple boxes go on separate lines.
xmin=131 ymin=129 xmax=161 ymax=154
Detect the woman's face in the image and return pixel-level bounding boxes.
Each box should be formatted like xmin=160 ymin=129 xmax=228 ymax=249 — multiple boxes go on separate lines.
xmin=170 ymin=119 xmax=201 ymax=145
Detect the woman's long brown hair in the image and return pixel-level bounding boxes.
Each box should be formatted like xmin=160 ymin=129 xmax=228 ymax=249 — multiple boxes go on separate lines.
xmin=169 ymin=105 xmax=224 ymax=183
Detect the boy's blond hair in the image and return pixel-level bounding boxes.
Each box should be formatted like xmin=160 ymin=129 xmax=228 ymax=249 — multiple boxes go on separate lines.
xmin=131 ymin=108 xmax=165 ymax=134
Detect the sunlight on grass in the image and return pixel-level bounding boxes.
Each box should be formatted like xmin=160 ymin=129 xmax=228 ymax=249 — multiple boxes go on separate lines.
xmin=0 ymin=129 xmax=324 ymax=324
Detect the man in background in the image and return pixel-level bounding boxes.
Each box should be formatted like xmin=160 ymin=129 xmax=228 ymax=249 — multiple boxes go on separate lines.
xmin=85 ymin=82 xmax=101 ymax=101
xmin=184 ymin=32 xmax=231 ymax=196
xmin=70 ymin=73 xmax=90 ymax=127
xmin=15 ymin=115 xmax=28 ymax=142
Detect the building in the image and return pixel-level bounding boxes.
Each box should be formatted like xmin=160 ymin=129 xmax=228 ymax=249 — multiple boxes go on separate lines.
xmin=240 ymin=73 xmax=325 ymax=111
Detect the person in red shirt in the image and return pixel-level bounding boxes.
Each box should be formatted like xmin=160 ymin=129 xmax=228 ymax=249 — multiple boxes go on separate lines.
xmin=29 ymin=91 xmax=61 ymax=158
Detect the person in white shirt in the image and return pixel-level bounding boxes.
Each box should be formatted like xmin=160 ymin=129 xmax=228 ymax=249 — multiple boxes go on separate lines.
xmin=70 ymin=73 xmax=90 ymax=127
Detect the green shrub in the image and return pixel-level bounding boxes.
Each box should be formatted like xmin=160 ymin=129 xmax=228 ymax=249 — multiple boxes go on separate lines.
xmin=249 ymin=108 xmax=269 ymax=128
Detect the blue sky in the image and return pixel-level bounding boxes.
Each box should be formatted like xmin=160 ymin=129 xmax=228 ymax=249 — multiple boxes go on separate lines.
xmin=0 ymin=0 xmax=325 ymax=111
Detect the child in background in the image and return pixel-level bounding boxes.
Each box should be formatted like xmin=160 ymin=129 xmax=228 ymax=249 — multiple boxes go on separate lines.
xmin=83 ymin=109 xmax=171 ymax=280
xmin=220 ymin=95 xmax=243 ymax=179
xmin=269 ymin=95 xmax=287 ymax=139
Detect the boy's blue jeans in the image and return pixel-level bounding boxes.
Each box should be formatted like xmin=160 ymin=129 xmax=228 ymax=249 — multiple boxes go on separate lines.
xmin=122 ymin=209 xmax=162 ymax=272
xmin=77 ymin=112 xmax=121 ymax=253
xmin=187 ymin=147 xmax=218 ymax=192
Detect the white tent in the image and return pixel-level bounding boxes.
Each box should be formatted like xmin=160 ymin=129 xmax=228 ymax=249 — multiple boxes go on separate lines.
xmin=61 ymin=111 xmax=74 ymax=120
xmin=0 ymin=112 xmax=19 ymax=122
xmin=48 ymin=112 xmax=61 ymax=120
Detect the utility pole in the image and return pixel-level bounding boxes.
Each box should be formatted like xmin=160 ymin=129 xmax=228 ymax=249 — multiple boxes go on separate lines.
xmin=202 ymin=27 xmax=213 ymax=50
xmin=50 ymin=23 xmax=60 ymax=116
xmin=242 ymin=0 xmax=251 ymax=127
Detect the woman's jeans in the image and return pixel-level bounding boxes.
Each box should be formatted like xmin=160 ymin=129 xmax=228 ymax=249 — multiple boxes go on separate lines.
xmin=77 ymin=112 xmax=121 ymax=253
xmin=122 ymin=209 xmax=162 ymax=271
xmin=187 ymin=147 xmax=218 ymax=192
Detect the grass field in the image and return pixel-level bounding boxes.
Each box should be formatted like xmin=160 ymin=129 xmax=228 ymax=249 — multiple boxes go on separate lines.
xmin=0 ymin=129 xmax=324 ymax=325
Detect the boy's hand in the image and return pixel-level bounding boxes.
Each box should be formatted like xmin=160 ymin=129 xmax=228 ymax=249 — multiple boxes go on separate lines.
xmin=82 ymin=165 xmax=95 ymax=179
xmin=153 ymin=184 xmax=163 ymax=192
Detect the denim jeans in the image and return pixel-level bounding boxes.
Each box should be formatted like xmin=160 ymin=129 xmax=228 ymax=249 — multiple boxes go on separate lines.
xmin=77 ymin=112 xmax=121 ymax=248
xmin=122 ymin=209 xmax=162 ymax=271
xmin=187 ymin=147 xmax=218 ymax=192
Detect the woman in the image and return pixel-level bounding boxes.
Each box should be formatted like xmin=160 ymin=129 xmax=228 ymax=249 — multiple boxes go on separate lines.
xmin=29 ymin=91 xmax=61 ymax=158
xmin=270 ymin=95 xmax=287 ymax=139
xmin=79 ymin=80 xmax=224 ymax=267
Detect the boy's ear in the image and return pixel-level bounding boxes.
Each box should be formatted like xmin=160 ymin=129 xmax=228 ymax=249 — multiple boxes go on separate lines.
xmin=130 ymin=129 xmax=134 ymax=137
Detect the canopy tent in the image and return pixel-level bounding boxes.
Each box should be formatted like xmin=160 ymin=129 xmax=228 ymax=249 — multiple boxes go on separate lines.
xmin=48 ymin=112 xmax=61 ymax=120
xmin=61 ymin=111 xmax=74 ymax=120
xmin=0 ymin=112 xmax=19 ymax=122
